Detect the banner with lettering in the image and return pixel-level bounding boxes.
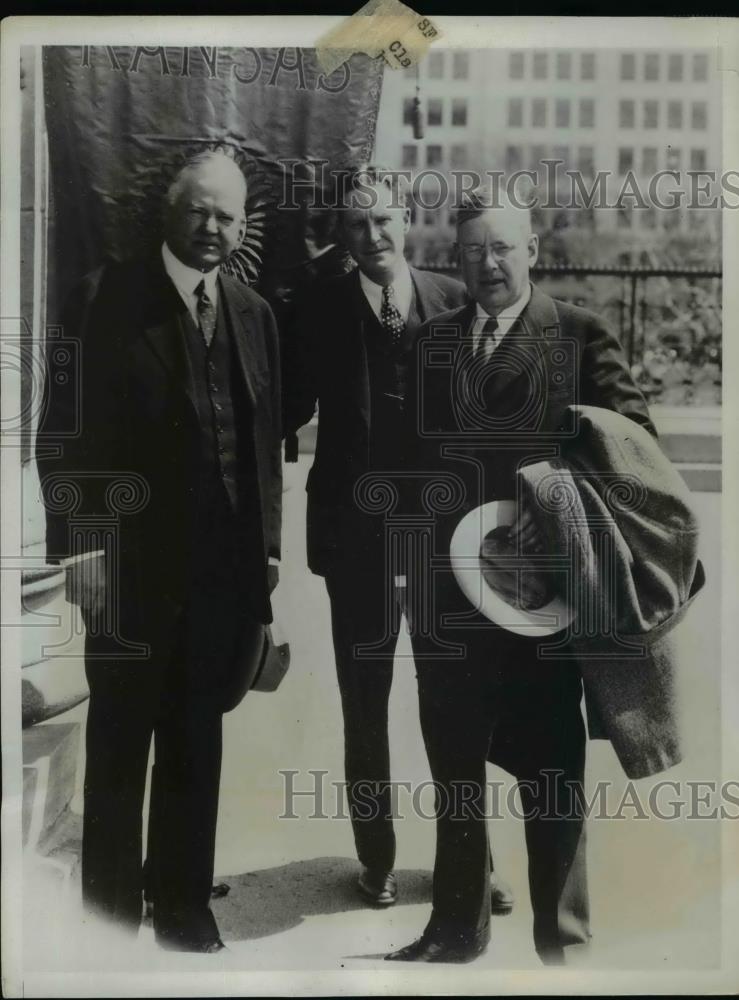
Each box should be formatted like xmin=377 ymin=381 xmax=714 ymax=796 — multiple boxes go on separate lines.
xmin=42 ymin=45 xmax=384 ymax=316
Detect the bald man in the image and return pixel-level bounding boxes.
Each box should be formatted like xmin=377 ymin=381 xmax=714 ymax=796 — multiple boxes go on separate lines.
xmin=387 ymin=190 xmax=655 ymax=964
xmin=38 ymin=151 xmax=282 ymax=952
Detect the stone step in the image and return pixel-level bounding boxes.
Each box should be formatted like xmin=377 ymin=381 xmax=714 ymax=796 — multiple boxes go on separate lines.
xmin=22 ymin=722 xmax=80 ymax=849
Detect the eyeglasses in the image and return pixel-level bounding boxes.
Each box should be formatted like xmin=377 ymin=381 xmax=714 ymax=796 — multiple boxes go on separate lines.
xmin=454 ymin=242 xmax=513 ymax=263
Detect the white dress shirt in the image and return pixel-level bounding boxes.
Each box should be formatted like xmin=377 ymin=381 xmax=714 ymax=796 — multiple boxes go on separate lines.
xmin=161 ymin=241 xmax=219 ymax=322
xmin=471 ymin=283 xmax=532 ymax=357
xmin=358 ymin=259 xmax=413 ymax=322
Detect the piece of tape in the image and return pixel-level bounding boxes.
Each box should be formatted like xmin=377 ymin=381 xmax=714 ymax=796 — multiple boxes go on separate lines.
xmin=315 ymin=0 xmax=442 ymax=76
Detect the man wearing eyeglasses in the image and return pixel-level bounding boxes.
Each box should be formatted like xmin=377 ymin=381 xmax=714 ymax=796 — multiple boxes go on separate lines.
xmin=386 ymin=188 xmax=655 ymax=965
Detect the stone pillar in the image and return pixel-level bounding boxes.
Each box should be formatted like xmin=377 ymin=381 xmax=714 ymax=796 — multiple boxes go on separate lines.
xmin=19 ymin=48 xmax=88 ymax=878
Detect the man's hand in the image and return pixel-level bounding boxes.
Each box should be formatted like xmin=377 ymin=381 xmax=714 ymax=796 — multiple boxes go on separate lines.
xmin=508 ymin=498 xmax=544 ymax=553
xmin=65 ymin=553 xmax=106 ymax=617
xmin=267 ymin=563 xmax=279 ymax=595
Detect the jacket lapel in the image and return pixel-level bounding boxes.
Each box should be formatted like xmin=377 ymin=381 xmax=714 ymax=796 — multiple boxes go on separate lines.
xmin=410 ymin=266 xmax=453 ymax=323
xmin=482 ymin=284 xmax=559 ymax=404
xmin=140 ymin=259 xmax=197 ymax=408
xmin=344 ymin=270 xmax=371 ymax=428
xmin=219 ymin=275 xmax=259 ymax=409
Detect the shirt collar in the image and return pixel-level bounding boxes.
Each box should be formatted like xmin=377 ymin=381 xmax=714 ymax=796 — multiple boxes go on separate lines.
xmin=358 ymin=258 xmax=413 ymax=321
xmin=475 ymin=283 xmax=532 ymax=340
xmin=161 ymin=242 xmax=219 ymax=302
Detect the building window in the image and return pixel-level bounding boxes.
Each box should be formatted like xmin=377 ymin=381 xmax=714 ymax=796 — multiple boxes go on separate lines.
xmin=578 ymin=146 xmax=595 ymax=176
xmin=668 ymin=100 xmax=683 ymax=129
xmin=553 ymin=145 xmax=570 ymax=166
xmin=533 ymin=51 xmax=548 ymax=79
xmin=532 ymin=98 xmax=547 ymax=127
xmin=530 ymin=144 xmax=547 ymax=171
xmin=451 ymin=98 xmax=468 ymax=126
xmin=402 ymin=144 xmax=418 ymax=168
xmin=690 ymin=148 xmax=707 ymax=170
xmin=452 ymin=52 xmax=469 ymax=79
xmin=427 ymin=98 xmax=443 ymax=126
xmin=693 ymin=53 xmax=708 ymax=82
xmin=555 ymin=99 xmax=570 ymax=127
xmin=428 ymin=51 xmax=444 ymax=79
xmin=556 ymin=52 xmax=571 ymax=79
xmin=579 ymin=98 xmax=595 ymax=128
xmin=581 ymin=52 xmax=596 ymax=80
xmin=642 ymin=147 xmax=658 ymax=175
xmin=666 ymin=147 xmax=682 ymax=170
xmin=451 ymin=143 xmax=467 ymax=169
xmin=621 ymin=53 xmax=635 ymax=80
xmin=505 ymin=145 xmax=523 ymax=171
xmin=619 ymin=100 xmax=635 ymax=128
xmin=668 ymin=53 xmax=683 ymax=81
xmin=402 ymin=98 xmax=415 ymax=126
xmin=427 ymin=145 xmax=443 ymax=167
xmin=644 ymin=100 xmax=659 ymax=129
xmin=424 ymin=209 xmax=436 ymax=226
xmin=508 ymin=97 xmax=523 ymax=127
xmin=509 ymin=51 xmax=524 ymax=79
xmin=644 ymin=53 xmax=660 ymax=81
xmin=691 ymin=101 xmax=708 ymax=129
xmin=618 ymin=148 xmax=634 ymax=174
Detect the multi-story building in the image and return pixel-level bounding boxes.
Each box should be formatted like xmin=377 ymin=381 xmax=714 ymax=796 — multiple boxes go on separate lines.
xmin=373 ymin=48 xmax=722 ymax=252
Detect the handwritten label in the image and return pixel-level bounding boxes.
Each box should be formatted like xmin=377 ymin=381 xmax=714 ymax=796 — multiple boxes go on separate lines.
xmin=315 ymin=0 xmax=442 ymax=76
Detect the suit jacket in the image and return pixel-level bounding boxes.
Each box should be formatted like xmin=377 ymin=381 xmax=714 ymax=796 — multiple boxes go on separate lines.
xmin=403 ymin=283 xmax=656 ymax=556
xmin=38 ymin=256 xmax=282 ymax=665
xmin=517 ymin=405 xmax=705 ymax=778
xmin=283 ymin=265 xmax=467 ymax=576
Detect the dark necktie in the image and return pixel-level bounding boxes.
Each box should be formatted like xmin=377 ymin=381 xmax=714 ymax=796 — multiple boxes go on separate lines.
xmin=195 ymin=279 xmax=217 ymax=348
xmin=477 ymin=316 xmax=499 ymax=360
xmin=381 ymin=284 xmax=405 ymax=345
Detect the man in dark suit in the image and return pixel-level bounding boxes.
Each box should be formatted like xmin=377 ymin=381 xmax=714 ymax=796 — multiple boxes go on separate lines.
xmin=38 ymin=151 xmax=282 ymax=952
xmin=386 ymin=189 xmax=656 ymax=964
xmin=283 ymin=166 xmax=491 ymax=908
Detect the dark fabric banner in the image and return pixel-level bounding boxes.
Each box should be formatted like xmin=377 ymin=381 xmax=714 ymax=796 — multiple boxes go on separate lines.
xmin=42 ymin=45 xmax=383 ymax=317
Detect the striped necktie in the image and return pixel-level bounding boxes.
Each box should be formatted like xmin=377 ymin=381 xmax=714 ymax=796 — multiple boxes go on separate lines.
xmin=477 ymin=316 xmax=499 ymax=360
xmin=195 ymin=279 xmax=217 ymax=348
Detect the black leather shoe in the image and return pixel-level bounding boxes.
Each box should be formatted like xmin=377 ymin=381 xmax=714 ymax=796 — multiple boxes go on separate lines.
xmin=385 ymin=929 xmax=489 ymax=963
xmin=154 ymin=907 xmax=226 ymax=954
xmin=490 ymin=874 xmax=514 ymax=915
xmin=156 ymin=932 xmax=226 ymax=954
xmin=357 ymin=868 xmax=397 ymax=906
